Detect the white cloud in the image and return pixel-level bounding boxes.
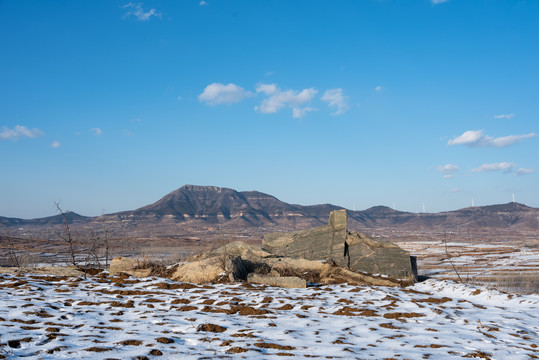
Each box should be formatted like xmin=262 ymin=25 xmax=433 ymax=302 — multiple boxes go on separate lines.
xmin=256 ymin=83 xmax=278 ymax=95
xmin=516 ymin=168 xmax=535 ymax=176
xmin=255 ymin=84 xmax=318 ymax=116
xmin=198 ymin=83 xmax=252 ymax=105
xmin=122 ymin=129 xmax=135 ymax=137
xmin=471 ymin=162 xmax=517 ymax=173
xmin=0 ymin=125 xmax=44 ymax=140
xmin=431 ymin=0 xmax=449 ymax=4
xmin=292 ymin=107 xmax=316 ymax=119
xmin=51 ymin=141 xmax=61 ymax=148
xmin=448 ymin=130 xmax=536 ymax=147
xmin=177 ymin=96 xmax=182 ymax=101
xmin=375 ymin=85 xmax=383 ymax=92
xmin=122 ymin=3 xmax=161 ymax=21
xmin=321 ymin=88 xmax=349 ymax=115
xmin=494 ymin=113 xmax=515 ymax=120
xmin=199 ymin=1 xmax=207 ymax=5
xmin=90 ymin=128 xmax=103 ymax=136
xmin=436 ymin=164 xmax=459 ymax=178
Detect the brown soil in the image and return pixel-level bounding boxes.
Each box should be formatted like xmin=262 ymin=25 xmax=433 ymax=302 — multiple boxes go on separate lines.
xmin=333 ymin=307 xmax=378 ymax=316
xmin=118 ymin=340 xmax=143 ymax=346
xmin=415 ymin=297 xmax=452 ymax=304
xmin=171 ymin=298 xmax=190 ymax=304
xmin=155 ymin=337 xmax=174 ymax=344
xmin=197 ymin=323 xmax=227 ymax=333
xmin=380 ymin=323 xmax=402 ymax=329
xmin=254 ymin=342 xmax=295 ymax=350
xmin=277 ymin=304 xmax=294 ymax=310
xmin=85 ymin=347 xmax=111 ymax=352
xmin=383 ymin=312 xmax=425 ymax=319
xmin=153 ymin=282 xmax=198 ymax=290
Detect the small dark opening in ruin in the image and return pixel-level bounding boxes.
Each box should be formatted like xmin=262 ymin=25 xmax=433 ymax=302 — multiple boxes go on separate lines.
xmin=344 ymin=241 xmax=350 ymax=268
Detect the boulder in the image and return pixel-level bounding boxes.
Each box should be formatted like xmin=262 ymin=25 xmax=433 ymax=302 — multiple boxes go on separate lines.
xmin=191 ymin=241 xmax=272 ymax=262
xmin=319 ymin=267 xmax=405 ymax=287
xmin=109 ymin=257 xmax=151 ymax=278
xmin=171 ymin=255 xmax=247 ymax=283
xmin=247 ymin=273 xmax=306 ymax=288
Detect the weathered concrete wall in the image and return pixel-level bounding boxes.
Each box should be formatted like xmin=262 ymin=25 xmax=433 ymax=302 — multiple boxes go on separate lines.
xmin=263 ymin=209 xmax=348 ymax=266
xmin=263 ymin=210 xmax=416 ymax=279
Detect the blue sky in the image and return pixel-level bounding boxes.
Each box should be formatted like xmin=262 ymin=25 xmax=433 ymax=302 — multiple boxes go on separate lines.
xmin=1 ymin=0 xmax=538 ymax=218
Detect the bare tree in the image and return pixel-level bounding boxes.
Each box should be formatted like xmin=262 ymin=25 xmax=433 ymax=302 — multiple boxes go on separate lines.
xmin=442 ymin=232 xmax=463 ymax=283
xmin=0 ymin=228 xmax=21 ymax=268
xmin=100 ymin=210 xmax=110 ymax=269
xmin=54 ymin=202 xmax=77 ymax=267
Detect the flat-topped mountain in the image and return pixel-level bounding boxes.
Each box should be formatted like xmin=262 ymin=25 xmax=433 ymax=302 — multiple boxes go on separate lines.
xmin=1 ymin=185 xmax=538 ymax=239
xmin=105 ymin=185 xmax=340 ymax=226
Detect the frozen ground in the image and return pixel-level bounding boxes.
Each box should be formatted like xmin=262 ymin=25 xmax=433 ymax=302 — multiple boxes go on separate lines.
xmin=0 ymin=272 xmax=537 ymax=359
xmin=398 ymin=241 xmax=539 ymax=288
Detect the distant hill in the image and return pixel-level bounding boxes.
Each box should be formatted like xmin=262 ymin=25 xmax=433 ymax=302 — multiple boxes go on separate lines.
xmin=1 ymin=185 xmax=538 ymax=239
xmin=346 ymin=201 xmax=539 ymax=232
xmin=0 ymin=211 xmax=88 ymax=227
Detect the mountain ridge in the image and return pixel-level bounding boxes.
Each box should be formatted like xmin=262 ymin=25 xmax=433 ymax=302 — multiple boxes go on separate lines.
xmin=1 ymin=185 xmax=538 ymax=237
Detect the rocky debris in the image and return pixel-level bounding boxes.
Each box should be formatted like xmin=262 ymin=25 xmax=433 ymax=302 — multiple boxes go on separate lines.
xmin=190 ymin=241 xmax=273 ymax=262
xmin=319 ymin=267 xmax=410 ymax=287
xmin=107 ymin=211 xmax=416 ymax=288
xmin=170 ymin=255 xmax=247 ymax=283
xmin=109 ymin=257 xmax=152 ymax=278
xmin=263 ymin=210 xmax=416 ymax=280
xmin=168 ymin=243 xmax=406 ymax=287
xmin=247 ymin=273 xmax=307 ymax=288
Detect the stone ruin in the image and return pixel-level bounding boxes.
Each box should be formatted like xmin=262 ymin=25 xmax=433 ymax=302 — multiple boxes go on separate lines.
xmin=263 ymin=210 xmax=417 ymax=280
xmin=110 ymin=210 xmax=417 ymax=287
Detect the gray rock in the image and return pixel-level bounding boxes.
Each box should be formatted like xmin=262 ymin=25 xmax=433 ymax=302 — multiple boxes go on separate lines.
xmin=247 ymin=273 xmax=306 ymax=288
xmin=263 ymin=210 xmax=416 ymax=280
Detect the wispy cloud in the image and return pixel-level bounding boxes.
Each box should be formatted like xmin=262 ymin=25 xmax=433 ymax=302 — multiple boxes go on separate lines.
xmin=51 ymin=141 xmax=61 ymax=148
xmin=516 ymin=168 xmax=535 ymax=176
xmin=0 ymin=125 xmax=44 ymax=140
xmin=255 ymin=84 xmax=318 ymax=117
xmin=494 ymin=113 xmax=515 ymax=120
xmin=431 ymin=0 xmax=449 ymax=4
xmin=122 ymin=3 xmax=161 ymax=21
xmin=199 ymin=1 xmax=208 ymax=5
xmin=436 ymin=164 xmax=459 ymax=179
xmin=292 ymin=107 xmax=316 ymax=119
xmin=321 ymin=88 xmax=349 ymax=115
xmin=448 ymin=130 xmax=536 ymax=147
xmin=471 ymin=162 xmax=517 ymax=173
xmin=375 ymin=85 xmax=383 ymax=92
xmin=90 ymin=128 xmax=103 ymax=136
xmin=199 ymin=83 xmax=252 ymax=105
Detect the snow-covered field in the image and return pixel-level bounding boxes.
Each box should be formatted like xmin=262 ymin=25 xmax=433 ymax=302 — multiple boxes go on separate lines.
xmin=0 ymin=272 xmax=537 ymax=359
xmin=398 ymin=241 xmax=539 ymax=288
